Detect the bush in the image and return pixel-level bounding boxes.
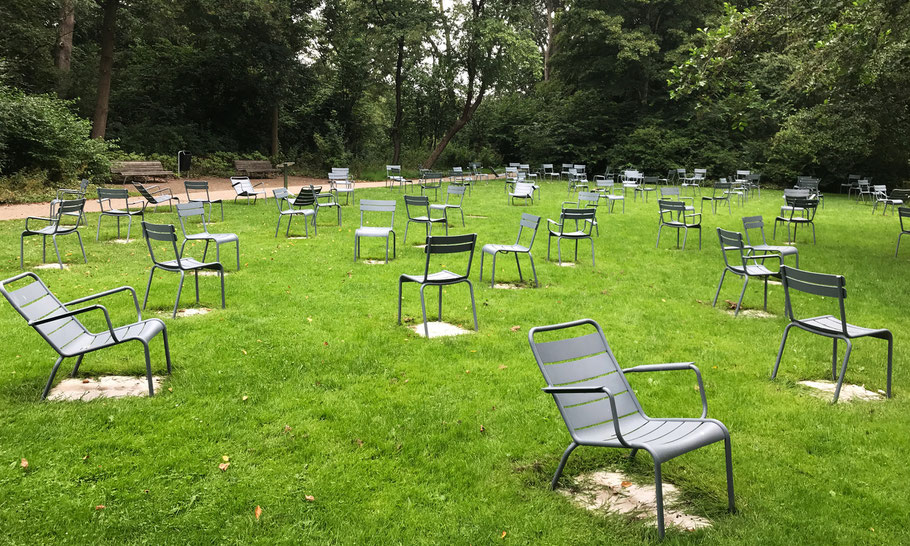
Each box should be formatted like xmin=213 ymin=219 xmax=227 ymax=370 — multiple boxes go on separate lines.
xmin=0 ymin=85 xmax=112 ymax=184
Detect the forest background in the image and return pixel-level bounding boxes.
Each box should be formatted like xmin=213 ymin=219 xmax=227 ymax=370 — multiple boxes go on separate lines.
xmin=1 ymin=0 xmax=908 ymax=191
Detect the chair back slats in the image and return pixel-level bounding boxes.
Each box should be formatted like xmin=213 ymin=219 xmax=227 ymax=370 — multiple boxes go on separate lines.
xmin=21 ymin=294 xmax=64 ymax=322
xmin=359 ymin=199 xmax=395 ymax=213
xmin=785 ymin=277 xmax=844 ymax=299
xmin=563 ymin=391 xmax=638 ymax=430
xmin=184 ymin=180 xmax=208 ymax=190
xmin=717 ymin=227 xmax=743 ymax=249
xmin=900 ymin=207 xmax=910 ymax=219
xmin=741 ymin=215 xmax=763 ymax=230
xmin=519 ymin=213 xmax=540 ymax=230
xmin=542 ymin=353 xmax=618 ymax=385
xmin=7 ymin=280 xmax=50 ymax=308
xmin=98 ymin=188 xmax=129 ymax=201
xmin=426 ymin=233 xmax=476 ymax=255
xmin=658 ymin=199 xmax=686 ymax=214
xmin=58 ymin=199 xmax=85 ymax=215
xmin=293 ymin=190 xmax=317 ymax=208
xmin=535 ymin=331 xmax=606 ymax=364
xmin=782 ymin=267 xmax=845 ymax=298
xmin=560 ymin=208 xmax=596 ymax=221
xmin=133 ymin=184 xmax=156 ymax=201
xmin=176 ymin=202 xmax=205 ymax=218
xmin=142 ymin=222 xmax=177 ymax=242
xmin=231 ymin=177 xmax=253 ymax=193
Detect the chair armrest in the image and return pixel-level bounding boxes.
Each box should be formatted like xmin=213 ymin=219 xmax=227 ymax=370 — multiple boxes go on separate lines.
xmin=64 ymin=286 xmax=142 ymax=322
xmin=623 ymin=362 xmax=707 ymax=418
xmin=252 ymin=181 xmax=264 ymax=188
xmin=29 ymin=304 xmax=119 ymax=343
xmin=542 ymin=386 xmax=628 ymax=446
xmin=25 ymin=216 xmax=55 ymax=230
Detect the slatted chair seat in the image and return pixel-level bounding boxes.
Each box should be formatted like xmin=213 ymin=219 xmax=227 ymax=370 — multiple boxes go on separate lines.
xmin=528 ymin=319 xmax=734 ymax=539
xmin=772 ymin=266 xmax=893 ymax=403
xmin=356 ymin=226 xmax=392 ymax=237
xmin=0 ymin=272 xmax=172 ymax=399
xmin=742 ymin=216 xmax=799 ymax=267
xmin=20 ymin=199 xmax=88 ymax=270
xmin=231 ymin=176 xmax=267 ymax=204
xmin=177 ymin=202 xmax=240 ymax=270
xmin=398 ymin=234 xmax=479 ymax=337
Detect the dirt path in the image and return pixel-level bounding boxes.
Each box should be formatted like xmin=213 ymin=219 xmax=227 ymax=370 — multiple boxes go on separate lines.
xmin=0 ymin=176 xmax=392 ymax=221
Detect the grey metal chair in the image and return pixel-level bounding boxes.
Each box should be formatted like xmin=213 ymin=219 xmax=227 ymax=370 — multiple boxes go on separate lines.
xmin=231 ymin=176 xmax=266 ymax=204
xmin=354 ymin=199 xmax=396 ymax=263
xmin=176 ymin=202 xmax=240 ymax=270
xmin=479 ymin=213 xmax=540 ymax=287
xmin=897 ymin=207 xmax=910 ymax=257
xmin=96 ymin=187 xmax=145 ymax=241
xmin=419 ymin=171 xmax=444 ymax=200
xmin=855 ymin=180 xmax=873 ymax=203
xmin=403 ymin=195 xmax=447 ymax=243
xmin=299 ymin=186 xmax=341 ymax=227
xmin=713 ymin=227 xmax=781 ymax=317
xmin=772 ymin=266 xmax=893 ymax=403
xmin=508 ymin=181 xmax=536 ymax=205
xmin=273 ymin=188 xmax=316 ymax=238
xmin=142 ymin=221 xmax=225 ymax=319
xmin=430 ymin=184 xmax=466 ymax=227
xmin=774 ymin=197 xmax=818 ymax=243
xmin=547 ymin=208 xmax=596 ymax=266
xmin=594 ymin=179 xmax=625 ymax=213
xmin=701 ymin=181 xmax=732 ymax=214
xmin=184 ymin=180 xmax=224 ymax=221
xmin=873 ymin=188 xmax=909 ymax=215
xmin=742 ymin=216 xmax=798 ymax=267
xmin=563 ymin=191 xmax=601 ymax=235
xmin=0 ymin=271 xmax=171 ymax=399
xmin=397 ymin=233 xmax=478 ymax=337
xmin=842 ymin=174 xmax=861 ymax=194
xmin=657 ymin=200 xmax=701 ymax=250
xmin=329 ymin=168 xmax=355 ymax=205
xmin=528 ymin=318 xmax=735 ymax=539
xmin=21 ymin=199 xmax=87 ymax=269
xmin=133 ymin=182 xmax=180 ymax=212
xmin=658 ymin=187 xmax=694 ymax=212
xmin=634 ymin=176 xmax=658 ymax=202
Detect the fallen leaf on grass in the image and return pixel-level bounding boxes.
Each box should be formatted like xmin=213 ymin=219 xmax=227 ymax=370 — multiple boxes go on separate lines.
xmin=724 ymin=299 xmax=738 ymax=310
xmin=510 ymin=325 xmax=521 ymax=332
xmin=353 ymin=438 xmax=364 ymax=447
xmin=254 ymin=505 xmax=262 ymax=520
xmin=218 ymin=462 xmax=230 ymax=472
xmin=465 ymin=370 xmax=471 ymax=374
xmin=95 ymin=505 xmax=105 ymax=510
xmin=305 ymin=495 xmax=315 ymax=502
xmin=501 ymin=531 xmax=507 ymax=539
xmin=499 ymin=365 xmax=508 ymax=370
xmin=241 ymin=349 xmax=247 ymax=355
xmin=307 ymin=317 xmax=313 ymax=322
xmin=242 ymin=395 xmax=249 ymax=401
xmin=82 ymin=454 xmax=89 ymax=461
xmin=480 ymin=425 xmax=486 ymax=433
xmin=20 ymin=458 xmax=28 ymax=469
xmin=284 ymin=425 xmax=292 ymax=433
xmin=222 ymin=455 xmax=230 ymax=462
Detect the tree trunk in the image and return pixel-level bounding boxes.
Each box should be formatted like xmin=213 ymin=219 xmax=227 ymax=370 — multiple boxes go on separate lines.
xmin=54 ymin=0 xmax=75 ymax=72
xmin=271 ymin=103 xmax=280 ymax=157
xmin=543 ymin=6 xmax=554 ymax=81
xmin=423 ymin=89 xmax=485 ymax=169
xmin=391 ymin=35 xmax=405 ymax=164
xmin=90 ymin=0 xmax=118 ymax=139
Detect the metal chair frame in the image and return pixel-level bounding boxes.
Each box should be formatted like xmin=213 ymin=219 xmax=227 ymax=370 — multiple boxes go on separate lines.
xmin=21 ymin=199 xmax=87 ymax=269
xmin=479 ymin=213 xmax=540 ymax=287
xmin=712 ymin=228 xmax=781 ymax=316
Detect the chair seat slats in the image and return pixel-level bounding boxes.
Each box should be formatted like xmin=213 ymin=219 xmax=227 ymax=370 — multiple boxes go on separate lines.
xmin=535 ymin=332 xmax=604 ymax=364
xmin=44 ymin=319 xmax=89 ymax=349
xmin=566 ymin=391 xmax=637 ymax=430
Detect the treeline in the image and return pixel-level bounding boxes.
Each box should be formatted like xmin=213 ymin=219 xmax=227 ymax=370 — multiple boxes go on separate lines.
xmin=1 ymin=0 xmax=908 ymax=187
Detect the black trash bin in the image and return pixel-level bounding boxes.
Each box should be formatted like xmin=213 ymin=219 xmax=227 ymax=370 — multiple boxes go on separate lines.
xmin=178 ymin=151 xmax=192 ymax=173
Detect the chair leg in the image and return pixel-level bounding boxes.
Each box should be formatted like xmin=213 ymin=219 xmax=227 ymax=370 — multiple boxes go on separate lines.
xmin=467 ymin=280 xmax=478 ymax=331
xmin=438 ymin=285 xmax=443 ymax=321
xmin=515 ymin=252 xmax=523 ymax=282
xmin=275 ymin=215 xmax=282 ymax=237
xmin=712 ymin=269 xmax=727 ymax=308
xmin=589 ymin=238 xmax=595 ymax=267
xmin=771 ymin=323 xmax=794 ymax=379
xmin=173 ymin=271 xmax=185 ymax=318
xmin=142 ymin=340 xmax=155 ymax=396
xmin=219 ymin=268 xmax=226 ymax=309
xmin=885 ymin=332 xmax=893 ymax=398
xmin=419 ymin=284 xmax=430 ymax=338
xmin=235 ymin=240 xmax=240 ymax=270
xmin=76 ymin=231 xmax=87 ymax=264
xmin=682 ymin=227 xmax=688 ymax=251
xmin=832 ymin=338 xmax=838 ymax=380
xmin=194 ymin=270 xmax=200 ymax=303
xmin=162 ymin=324 xmax=172 ymax=373
xmin=528 ymin=254 xmax=539 ymax=288
xmin=42 ymin=355 xmax=65 ymax=400
xmin=656 ymin=224 xmax=663 ymax=248
xmin=550 ymin=442 xmax=579 ymax=490
xmin=404 ymin=220 xmax=410 ymax=244
xmin=397 ymin=279 xmax=404 ymax=324
xmin=763 ymin=277 xmax=768 ymax=311
xmin=70 ymin=354 xmax=84 ymax=377
xmin=831 ymin=339 xmax=853 ymax=404
xmin=724 ymin=435 xmax=736 ymax=513
xmin=734 ymin=276 xmax=749 ymax=316
xmin=143 ymin=267 xmax=156 ymax=310
xmin=19 ymin=234 xmax=25 ymax=269
xmin=654 ymin=461 xmax=665 ymax=540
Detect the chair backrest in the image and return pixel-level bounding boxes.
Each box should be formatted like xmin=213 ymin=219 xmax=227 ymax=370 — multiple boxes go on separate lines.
xmin=513 ymin=182 xmax=535 ymax=196
xmin=97 ymin=187 xmax=130 ymax=211
xmin=900 ymin=207 xmax=910 ymax=230
xmin=231 ymin=176 xmax=253 ymax=193
xmin=418 ymin=233 xmax=478 ymax=281
xmin=713 ymin=181 xmax=732 ymax=195
xmin=595 ymin=179 xmax=616 ymax=191
xmin=790 ymin=198 xmax=818 ymax=219
xmin=623 ymin=170 xmax=640 ymax=180
xmin=404 ymin=195 xmax=430 ymax=219
xmin=779 ymin=266 xmax=847 ymax=333
xmin=741 ymin=215 xmax=768 ymax=246
xmin=694 ymin=168 xmax=707 ymax=177
xmin=716 ymin=227 xmax=748 ymax=268
xmin=658 ymin=200 xmax=689 ymax=221
xmin=358 ymin=199 xmax=395 ymax=228
xmin=0 ymin=272 xmax=91 ymax=353
xmin=184 ymin=180 xmax=211 ymax=201
xmin=783 ymin=188 xmax=810 ymax=199
xmin=562 ymin=163 xmax=574 ymax=170
xmin=132 ymin=183 xmax=157 ymax=201
xmin=294 ymin=188 xmax=319 ymax=207
xmin=872 ymin=184 xmax=888 ymax=196
xmin=53 ymin=199 xmax=86 ymax=231
xmin=676 ymin=168 xmax=687 ymax=176
xmin=514 ymin=213 xmax=541 ymax=248
xmin=559 ymin=208 xmax=596 ymax=234
xmin=451 ymin=166 xmax=464 ymax=174
xmin=643 ymin=176 xmax=658 ymax=185
xmin=542 ymin=164 xmax=554 ymax=172
xmin=660 ymin=186 xmax=681 ymax=199
xmin=857 ymin=180 xmax=870 ymax=190
xmin=577 ymin=191 xmax=600 ymax=207
xmin=518 ymin=164 xmax=530 ymax=172
xmin=528 ymin=319 xmax=643 ymax=440
xmin=736 ymin=170 xmax=750 ymax=177
xmin=176 ymin=202 xmax=207 ymax=236
xmin=386 ymin=165 xmax=402 ymax=178
xmin=574 ymin=164 xmax=586 ymax=173
xmin=445 ymin=184 xmax=466 ymax=204
xmin=142 ymin=221 xmax=180 ymax=266
xmin=890 ymin=189 xmax=910 ymax=201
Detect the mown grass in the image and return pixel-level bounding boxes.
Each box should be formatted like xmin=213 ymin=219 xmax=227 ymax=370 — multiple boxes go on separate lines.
xmin=0 ymin=180 xmax=908 ymax=544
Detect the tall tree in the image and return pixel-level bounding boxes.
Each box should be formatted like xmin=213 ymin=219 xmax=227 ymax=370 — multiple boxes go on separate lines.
xmin=90 ymin=0 xmax=118 ymax=139
xmin=54 ymin=0 xmax=76 ymax=73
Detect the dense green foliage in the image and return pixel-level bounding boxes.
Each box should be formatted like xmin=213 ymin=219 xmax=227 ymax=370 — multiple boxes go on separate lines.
xmin=1 ymin=0 xmax=908 ymax=187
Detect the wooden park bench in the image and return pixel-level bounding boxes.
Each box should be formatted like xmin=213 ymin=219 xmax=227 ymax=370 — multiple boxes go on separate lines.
xmin=110 ymin=161 xmax=174 ymax=184
xmin=234 ymin=160 xmax=278 ymax=178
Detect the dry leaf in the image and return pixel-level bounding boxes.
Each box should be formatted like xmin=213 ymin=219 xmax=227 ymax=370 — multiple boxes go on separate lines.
xmin=283 ymin=425 xmax=292 ymax=433
xmin=168 ymin=387 xmax=173 ymax=392
xmin=620 ymin=481 xmax=632 ymax=488
xmin=95 ymin=505 xmax=105 ymax=510
xmin=498 ymin=365 xmax=507 ymax=370
xmin=305 ymin=495 xmax=315 ymax=502
xmin=20 ymin=458 xmax=28 ymax=469
xmin=241 ymin=349 xmax=247 ymax=355
xmin=501 ymin=531 xmax=507 ymax=539
xmin=242 ymin=395 xmax=249 ymax=401
xmin=307 ymin=317 xmax=313 ymax=322
xmin=465 ymin=370 xmax=471 ymax=374
xmin=82 ymin=454 xmax=89 ymax=461
xmin=354 ymin=438 xmax=364 ymax=447
xmin=510 ymin=325 xmax=520 ymax=332
xmin=218 ymin=462 xmax=230 ymax=472
xmin=254 ymin=505 xmax=262 ymax=520
xmin=82 ymin=379 xmax=90 ymax=384
xmin=222 ymin=455 xmax=230 ymax=462
xmin=480 ymin=425 xmax=486 ymax=433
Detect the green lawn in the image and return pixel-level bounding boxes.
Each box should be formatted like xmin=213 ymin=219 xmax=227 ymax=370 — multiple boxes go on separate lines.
xmin=0 ymin=181 xmax=908 ymax=544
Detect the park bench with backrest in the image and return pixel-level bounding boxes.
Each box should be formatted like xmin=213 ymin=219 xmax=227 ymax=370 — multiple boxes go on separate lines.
xmin=110 ymin=161 xmax=174 ymax=184
xmin=234 ymin=160 xmax=278 ymax=177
